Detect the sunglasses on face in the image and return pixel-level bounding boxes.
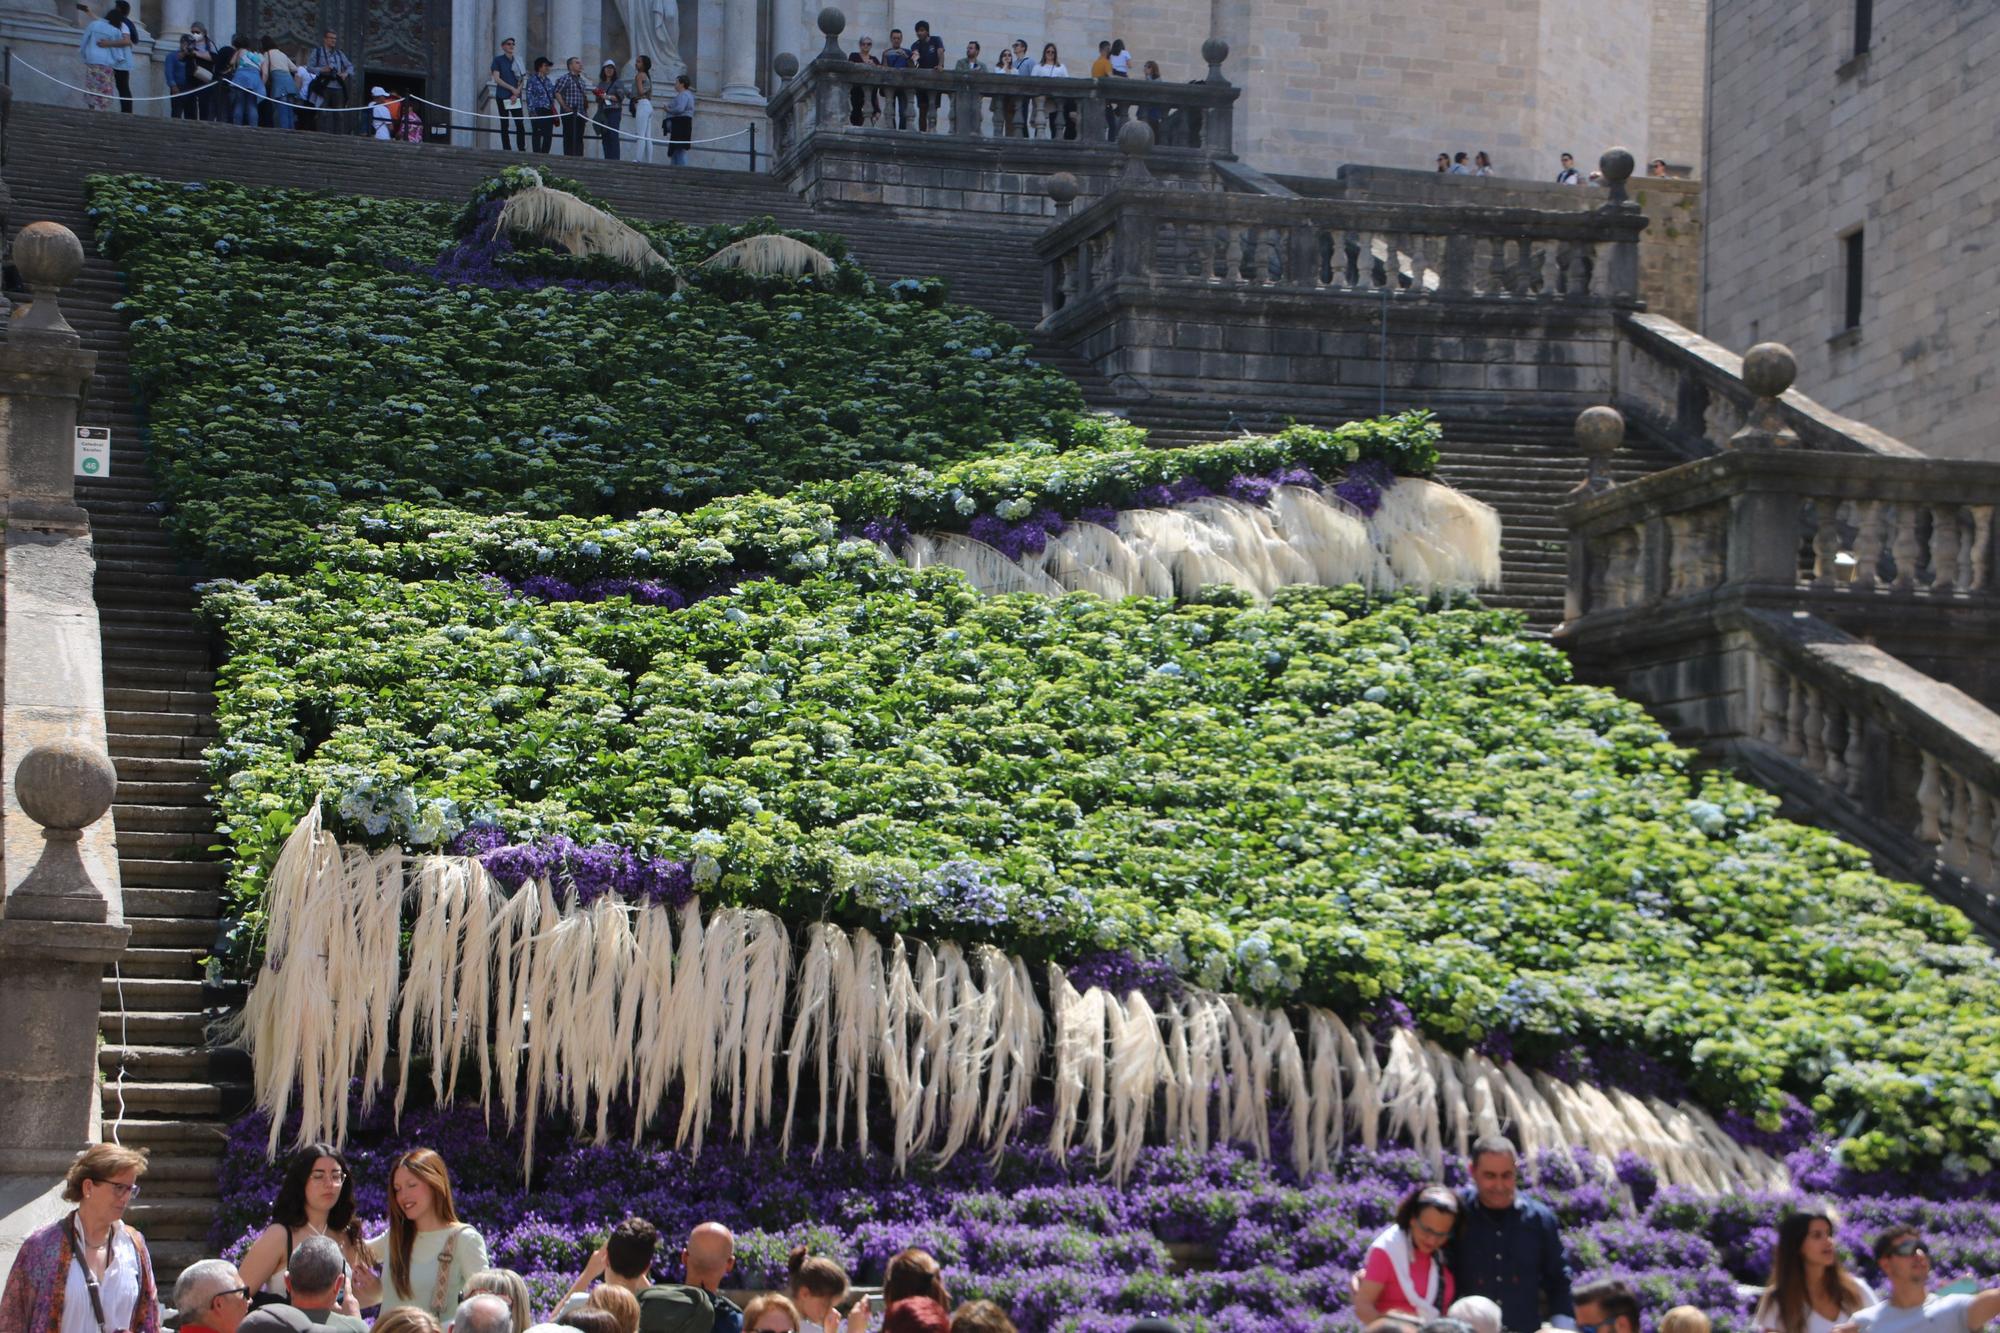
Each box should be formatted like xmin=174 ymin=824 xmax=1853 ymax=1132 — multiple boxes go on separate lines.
xmin=1889 ymin=1239 xmax=1931 ymax=1258
xmin=211 ymin=1288 xmax=251 ymax=1307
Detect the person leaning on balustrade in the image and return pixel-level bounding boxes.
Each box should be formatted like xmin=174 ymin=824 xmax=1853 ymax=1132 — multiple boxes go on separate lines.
xmin=0 ymin=1144 xmax=160 ymax=1333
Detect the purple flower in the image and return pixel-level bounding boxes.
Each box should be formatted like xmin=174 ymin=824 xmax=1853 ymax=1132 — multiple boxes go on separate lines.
xmin=858 ymin=517 xmax=913 ymax=550
xmin=1225 ymin=474 xmax=1276 ymax=505
xmin=1077 ymin=505 xmax=1120 ymax=531
xmin=481 ymin=841 xmax=551 ymax=890
xmin=517 ymin=573 xmax=580 ymax=602
xmin=449 ymin=822 xmax=511 ymax=857
xmin=1063 ymin=950 xmax=1184 ymax=1007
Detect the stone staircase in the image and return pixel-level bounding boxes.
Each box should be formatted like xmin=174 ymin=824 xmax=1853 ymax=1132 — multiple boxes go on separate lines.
xmin=6 ymin=149 xmax=247 ymax=1283
xmin=1 ymin=103 xmax=1692 ymax=1284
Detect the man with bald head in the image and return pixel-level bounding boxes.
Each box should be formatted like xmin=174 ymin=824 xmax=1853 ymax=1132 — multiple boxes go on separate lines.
xmin=682 ymin=1224 xmax=739 ymax=1333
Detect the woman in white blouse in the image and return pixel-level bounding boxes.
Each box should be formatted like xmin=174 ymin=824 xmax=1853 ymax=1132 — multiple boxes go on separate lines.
xmin=0 ymin=1143 xmax=159 ymax=1333
xmin=1031 ymin=43 xmax=1073 ymax=139
xmin=1752 ymin=1210 xmax=1870 ymax=1333
xmin=366 ymin=1149 xmax=488 ymax=1321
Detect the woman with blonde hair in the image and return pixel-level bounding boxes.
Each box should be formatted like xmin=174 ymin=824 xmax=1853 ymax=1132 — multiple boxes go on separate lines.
xmin=461 ymin=1270 xmax=534 ymax=1326
xmin=365 ymin=1149 xmax=489 ymax=1320
xmin=1753 ymin=1209 xmax=1870 ymax=1333
xmin=585 ymin=1284 xmax=639 ymax=1333
xmin=0 ymin=1144 xmax=158 ymax=1333
xmin=948 ymin=1301 xmax=1018 ymax=1333
xmin=742 ymin=1294 xmax=804 ymax=1333
xmin=371 ymin=1309 xmax=442 ymax=1333
xmin=1661 ymin=1308 xmax=1712 ymax=1333
xmin=787 ymin=1248 xmax=867 ymax=1333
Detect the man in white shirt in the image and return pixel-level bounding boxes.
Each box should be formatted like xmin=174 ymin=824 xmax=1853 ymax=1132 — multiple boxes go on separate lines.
xmin=1556 ymin=152 xmax=1581 ymax=184
xmin=1846 ymin=1228 xmax=2000 ymax=1333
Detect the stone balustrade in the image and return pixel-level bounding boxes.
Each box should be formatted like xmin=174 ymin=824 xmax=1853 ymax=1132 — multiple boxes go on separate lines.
xmin=764 ymin=11 xmax=1241 ymax=220
xmin=1615 ymin=312 xmax=1922 ymax=458
xmin=1040 ymin=188 xmax=1646 ymax=322
xmin=1558 ymin=402 xmax=2000 ymax=932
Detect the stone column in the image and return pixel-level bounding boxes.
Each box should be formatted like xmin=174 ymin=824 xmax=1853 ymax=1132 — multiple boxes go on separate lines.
xmin=496 ymin=0 xmax=528 ymax=58
xmin=158 ymin=0 xmax=194 ymax=40
xmin=0 ymin=225 xmax=96 ymax=536
xmin=550 ymin=0 xmax=586 ymax=67
xmin=719 ymin=0 xmax=760 ymax=102
xmin=0 ymin=743 xmax=128 ymax=1289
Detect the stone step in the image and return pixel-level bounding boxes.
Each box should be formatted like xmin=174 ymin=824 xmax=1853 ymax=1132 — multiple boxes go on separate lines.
xmin=111 ymin=946 xmax=208 ymax=979
xmin=105 ymin=709 xmax=219 ymax=738
xmin=115 ymin=780 xmax=216 ymax=808
xmin=102 ymin=976 xmax=207 ymax=1008
xmin=125 ymin=885 xmax=222 ymax=919
xmin=119 ymin=1196 xmax=221 ymax=1240
xmin=114 ymin=798 xmax=217 ymax=827
xmin=101 ymin=1117 xmax=235 ymax=1152
xmin=104 ymin=1010 xmax=212 ymax=1044
xmin=100 ymin=1079 xmax=236 ymax=1117
xmin=101 ymin=1044 xmax=216 ymax=1081
xmin=116 ymin=830 xmax=216 ymax=860
xmin=118 ymin=857 xmax=225 ymax=888
xmin=128 ymin=916 xmax=220 ymax=949
xmin=105 ymin=687 xmax=219 ymax=715
xmin=108 ymin=733 xmax=215 ymax=761
xmin=106 ymin=754 xmax=211 ymax=782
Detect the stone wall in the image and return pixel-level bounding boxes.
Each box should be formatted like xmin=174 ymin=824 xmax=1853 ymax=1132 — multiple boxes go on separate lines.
xmin=1645 ymin=0 xmax=1707 ymax=169
xmin=1702 ymin=0 xmax=2000 ymax=462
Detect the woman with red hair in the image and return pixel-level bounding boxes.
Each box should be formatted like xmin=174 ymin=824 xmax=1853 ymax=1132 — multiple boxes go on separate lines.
xmin=365 ymin=1150 xmax=489 ymax=1321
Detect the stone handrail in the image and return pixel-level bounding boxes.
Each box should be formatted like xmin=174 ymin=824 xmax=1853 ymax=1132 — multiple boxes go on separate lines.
xmin=1563 ymin=448 xmax=2000 ymax=622
xmin=1736 ymin=609 xmax=2000 ymax=932
xmin=767 ymin=53 xmax=1240 ymax=161
xmin=1617 ymin=312 xmax=1922 ymax=457
xmin=1035 ymin=187 xmax=1648 ymax=324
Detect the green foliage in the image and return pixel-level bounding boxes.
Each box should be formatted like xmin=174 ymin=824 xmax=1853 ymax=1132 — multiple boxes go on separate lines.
xmin=201 ymin=566 xmax=2000 ymax=1167
xmin=87 ymin=172 xmax=1082 ymax=571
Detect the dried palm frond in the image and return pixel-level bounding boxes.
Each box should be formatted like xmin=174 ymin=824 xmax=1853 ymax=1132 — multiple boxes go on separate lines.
xmin=495 ymin=184 xmax=674 ymax=273
xmin=700 ymin=233 xmax=836 ymax=276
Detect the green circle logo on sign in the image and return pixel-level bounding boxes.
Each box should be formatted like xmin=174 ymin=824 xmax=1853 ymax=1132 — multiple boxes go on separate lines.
xmin=82 ymin=458 xmax=101 ymax=474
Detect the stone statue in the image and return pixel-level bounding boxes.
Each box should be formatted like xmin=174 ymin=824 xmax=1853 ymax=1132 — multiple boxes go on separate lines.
xmin=628 ymin=0 xmax=686 ymax=81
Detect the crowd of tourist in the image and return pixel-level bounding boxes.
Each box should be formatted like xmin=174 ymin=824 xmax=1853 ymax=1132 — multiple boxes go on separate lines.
xmin=1432 ymin=150 xmax=1680 ymax=184
xmin=5 ymin=1136 xmax=1996 ymax=1333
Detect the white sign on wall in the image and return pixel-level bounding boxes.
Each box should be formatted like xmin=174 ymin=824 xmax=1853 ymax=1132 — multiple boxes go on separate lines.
xmin=74 ymin=426 xmax=111 ymax=478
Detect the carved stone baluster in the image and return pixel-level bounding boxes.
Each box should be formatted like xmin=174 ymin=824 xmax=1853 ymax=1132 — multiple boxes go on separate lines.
xmin=1849 ymin=500 xmax=1883 ymax=591
xmin=1968 ymin=788 xmax=1996 ymax=882
xmin=1812 ymin=501 xmax=1842 ymax=587
xmin=1969 ymin=506 xmax=1994 ymax=591
xmin=1891 ymin=503 xmax=1922 ymax=591
xmin=1931 ymin=505 xmax=1961 ymax=594
xmin=1370 ymin=236 xmax=1388 ymax=289
xmin=1943 ymin=769 xmax=1974 ymax=873
xmin=1784 ymin=679 xmax=1809 ymax=759
xmin=1554 ymin=242 xmax=1573 ymax=297
xmin=1801 ymin=687 xmax=1827 ymax=772
xmin=1990 ymin=792 xmax=2000 ymax=887
xmin=1408 ymin=235 xmax=1430 ymax=292
xmin=1759 ymin=660 xmax=1791 ymax=748
xmin=1842 ymin=711 xmax=1866 ymax=798
xmin=1821 ymin=701 xmax=1845 ymax=789
xmin=1918 ymin=752 xmax=1944 ymax=844
xmin=1486 ymin=236 xmax=1507 ymax=296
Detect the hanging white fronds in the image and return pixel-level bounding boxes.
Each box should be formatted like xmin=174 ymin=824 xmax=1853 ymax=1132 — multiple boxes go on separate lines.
xmin=494 ymin=185 xmax=673 ymax=274
xmin=899 ymin=472 xmax=1500 ymax=607
xmin=236 ymin=819 xmax=1793 ymax=1193
xmin=699 ymin=233 xmax=836 ymax=277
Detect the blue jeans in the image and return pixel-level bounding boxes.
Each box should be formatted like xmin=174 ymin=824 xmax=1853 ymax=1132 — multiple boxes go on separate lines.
xmin=596 ymin=106 xmax=621 ymax=159
xmin=268 ymin=69 xmax=296 ymax=128
xmin=230 ymin=79 xmax=260 ymax=124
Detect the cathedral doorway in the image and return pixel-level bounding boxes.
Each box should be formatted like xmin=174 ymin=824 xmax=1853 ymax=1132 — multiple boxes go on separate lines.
xmin=239 ymin=0 xmax=451 ymax=134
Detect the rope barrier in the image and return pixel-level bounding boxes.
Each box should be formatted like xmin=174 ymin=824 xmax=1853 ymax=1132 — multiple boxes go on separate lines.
xmin=15 ymin=55 xmax=756 ymax=147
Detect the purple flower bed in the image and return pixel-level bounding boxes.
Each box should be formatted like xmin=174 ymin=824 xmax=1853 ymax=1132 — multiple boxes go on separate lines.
xmin=215 ymin=1099 xmax=2000 ymax=1333
xmin=442 ymin=828 xmax=695 ymax=907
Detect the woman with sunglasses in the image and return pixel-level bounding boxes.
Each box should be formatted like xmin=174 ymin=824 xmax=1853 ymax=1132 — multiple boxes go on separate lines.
xmin=1753 ymin=1209 xmax=1869 ymax=1333
xmin=237 ymin=1144 xmax=379 ymax=1309
xmin=1355 ymin=1184 xmax=1460 ymax=1326
xmin=0 ymin=1143 xmax=159 ymax=1333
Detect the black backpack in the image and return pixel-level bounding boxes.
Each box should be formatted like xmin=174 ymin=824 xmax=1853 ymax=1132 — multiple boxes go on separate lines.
xmin=636 ymin=1284 xmax=715 ymax=1333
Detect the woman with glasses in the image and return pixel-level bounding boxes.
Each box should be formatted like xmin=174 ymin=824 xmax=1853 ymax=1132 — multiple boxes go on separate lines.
xmin=237 ymin=1145 xmax=379 ymax=1309
xmin=1354 ymin=1184 xmax=1460 ymax=1326
xmin=1753 ymin=1211 xmax=1873 ymax=1333
xmin=0 ymin=1143 xmax=159 ymax=1333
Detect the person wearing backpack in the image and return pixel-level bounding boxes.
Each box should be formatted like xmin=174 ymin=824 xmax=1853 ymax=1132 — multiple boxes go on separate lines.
xmin=638 ymin=1224 xmax=738 ymax=1333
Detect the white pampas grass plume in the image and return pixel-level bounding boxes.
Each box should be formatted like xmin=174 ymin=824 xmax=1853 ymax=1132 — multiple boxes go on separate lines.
xmin=1106 ymin=991 xmax=1168 ymax=1182
xmin=496 ymin=185 xmax=674 ymax=274
xmin=700 ymin=234 xmax=836 ymax=277
xmin=782 ymin=922 xmax=839 ymax=1155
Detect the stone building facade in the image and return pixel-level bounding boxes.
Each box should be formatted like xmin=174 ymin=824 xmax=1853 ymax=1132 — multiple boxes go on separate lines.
xmin=5 ymin=0 xmax=1708 ymax=181
xmin=1701 ymin=0 xmax=2000 ymax=461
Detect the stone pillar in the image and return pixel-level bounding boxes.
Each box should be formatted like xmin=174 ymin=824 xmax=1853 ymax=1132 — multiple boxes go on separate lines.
xmin=1 ymin=224 xmax=96 ymax=536
xmin=719 ymin=0 xmax=760 ymax=102
xmin=0 ymin=743 xmax=127 ymax=1287
xmin=1596 ymin=147 xmax=1642 ymax=300
xmin=158 ymin=0 xmax=194 ymax=40
xmin=550 ymin=0 xmax=585 ymax=67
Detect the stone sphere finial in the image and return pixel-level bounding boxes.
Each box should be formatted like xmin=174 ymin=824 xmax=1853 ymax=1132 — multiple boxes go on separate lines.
xmin=1598 ymin=147 xmax=1636 ymax=212
xmin=1045 ymin=172 xmax=1080 ymax=207
xmin=1117 ymin=119 xmax=1154 ymax=160
xmin=816 ymin=6 xmax=845 ymax=56
xmin=772 ymin=51 xmax=799 ymax=82
xmin=1572 ymin=406 xmax=1624 ymax=494
xmin=5 ymin=740 xmax=118 ymax=924
xmin=1202 ymin=37 xmax=1230 ymax=67
xmin=13 ymin=221 xmax=85 ymax=335
xmin=15 ymin=740 xmax=117 ymax=839
xmin=1730 ymin=342 xmax=1802 ymax=450
xmin=1741 ymin=342 xmax=1797 ymax=399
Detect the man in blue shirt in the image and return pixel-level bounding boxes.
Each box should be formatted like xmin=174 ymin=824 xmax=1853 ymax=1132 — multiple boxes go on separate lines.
xmin=490 ymin=38 xmax=525 ymax=149
xmin=1449 ymin=1134 xmax=1576 ymax=1333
